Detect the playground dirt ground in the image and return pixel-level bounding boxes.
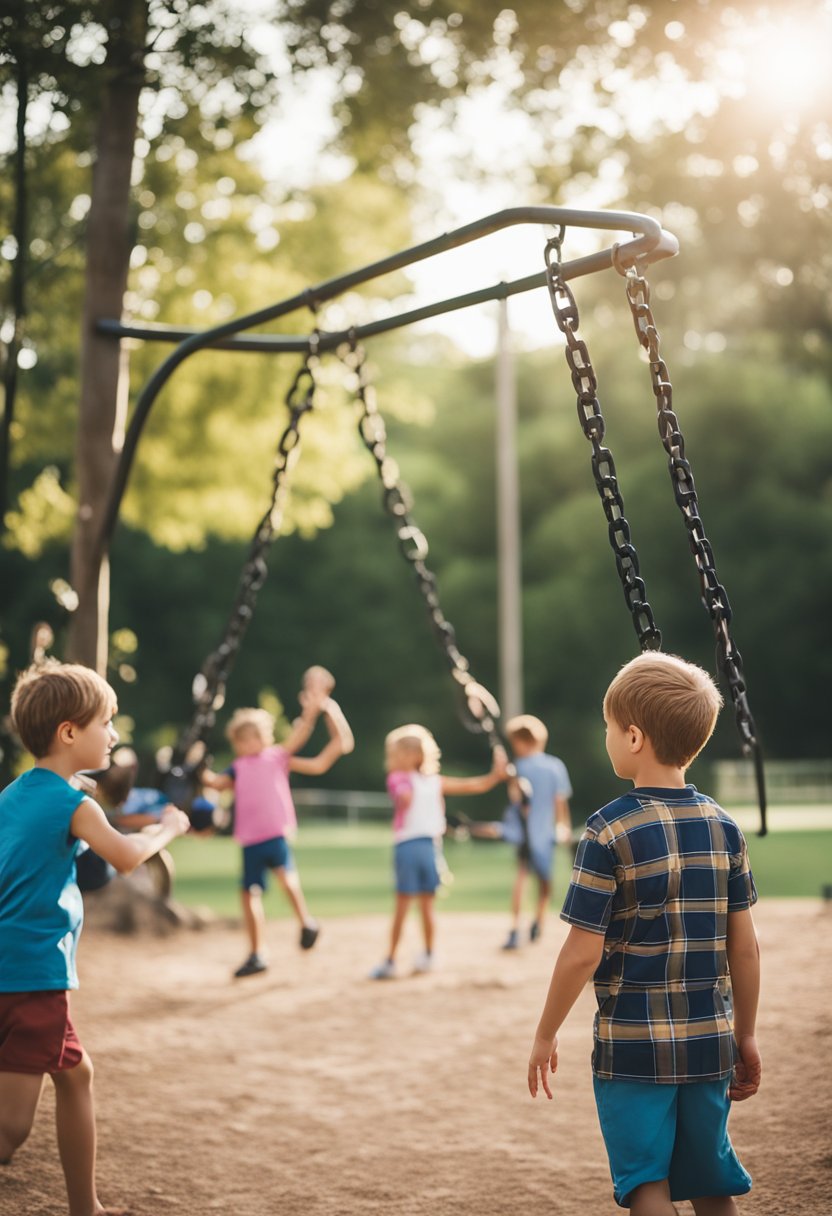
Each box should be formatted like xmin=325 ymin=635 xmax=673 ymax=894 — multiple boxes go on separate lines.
xmin=6 ymin=900 xmax=830 ymax=1216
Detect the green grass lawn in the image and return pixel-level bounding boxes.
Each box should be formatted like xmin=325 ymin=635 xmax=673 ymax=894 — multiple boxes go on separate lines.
xmin=166 ymin=823 xmax=831 ymax=919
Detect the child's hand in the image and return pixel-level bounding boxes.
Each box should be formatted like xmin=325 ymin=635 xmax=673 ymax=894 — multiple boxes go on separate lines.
xmin=303 ymin=665 xmax=335 ymax=696
xmin=491 ymin=745 xmax=509 ymax=779
xmin=555 ymin=822 xmax=573 ymax=845
xmin=729 ymin=1034 xmax=762 ymax=1101
xmin=528 ymin=1034 xmax=558 ymax=1100
xmin=161 ymin=805 xmax=191 ymax=838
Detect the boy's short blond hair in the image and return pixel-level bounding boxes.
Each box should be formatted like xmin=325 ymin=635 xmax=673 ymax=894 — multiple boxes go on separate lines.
xmin=11 ymin=661 xmax=117 ymax=759
xmin=225 ymin=708 xmax=275 ymax=746
xmin=385 ymin=724 xmax=441 ymax=775
xmin=603 ymin=652 xmax=723 ymax=768
xmin=506 ymin=714 xmax=548 ymax=750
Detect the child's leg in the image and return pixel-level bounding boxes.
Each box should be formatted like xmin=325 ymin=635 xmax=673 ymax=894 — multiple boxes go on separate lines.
xmin=417 ymin=893 xmax=435 ymax=955
xmin=510 ymin=863 xmax=527 ymax=928
xmin=388 ymin=893 xmax=412 ymax=961
xmin=241 ymin=887 xmax=266 ymax=957
xmin=629 ymin=1179 xmax=678 ymax=1216
xmin=0 ymin=1070 xmax=43 ymax=1162
xmin=274 ymin=866 xmax=315 ymax=928
xmin=691 ymin=1198 xmax=739 ymax=1216
xmin=52 ymin=1051 xmax=129 ymax=1216
xmin=533 ymin=875 xmax=551 ymax=928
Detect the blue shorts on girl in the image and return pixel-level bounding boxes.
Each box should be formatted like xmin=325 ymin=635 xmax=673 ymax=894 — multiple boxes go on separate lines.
xmin=394 ymin=837 xmax=440 ymax=894
xmin=241 ymin=835 xmax=293 ymax=890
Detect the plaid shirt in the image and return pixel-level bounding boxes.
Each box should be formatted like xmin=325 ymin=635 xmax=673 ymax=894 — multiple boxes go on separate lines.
xmin=561 ymin=785 xmax=757 ymax=1085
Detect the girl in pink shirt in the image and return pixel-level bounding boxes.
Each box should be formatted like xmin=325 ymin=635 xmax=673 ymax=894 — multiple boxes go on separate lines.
xmin=369 ymin=724 xmax=507 ymax=979
xmin=202 ymin=668 xmax=353 ymax=978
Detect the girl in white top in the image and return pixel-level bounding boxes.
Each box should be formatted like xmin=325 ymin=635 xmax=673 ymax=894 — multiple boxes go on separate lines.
xmin=369 ymin=724 xmax=507 ymax=979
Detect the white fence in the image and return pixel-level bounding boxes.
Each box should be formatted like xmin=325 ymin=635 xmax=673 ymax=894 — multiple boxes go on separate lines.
xmin=293 ymin=787 xmax=391 ymax=825
xmin=713 ymin=759 xmax=832 ymax=807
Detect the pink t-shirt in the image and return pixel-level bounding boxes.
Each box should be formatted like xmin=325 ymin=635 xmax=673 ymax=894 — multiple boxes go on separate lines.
xmin=229 ymin=745 xmax=296 ymax=846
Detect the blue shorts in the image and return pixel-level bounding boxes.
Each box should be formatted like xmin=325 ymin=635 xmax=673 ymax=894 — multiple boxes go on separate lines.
xmin=241 ymin=836 xmax=293 ymax=891
xmin=593 ymin=1075 xmax=752 ymax=1207
xmin=394 ymin=837 xmax=440 ymax=895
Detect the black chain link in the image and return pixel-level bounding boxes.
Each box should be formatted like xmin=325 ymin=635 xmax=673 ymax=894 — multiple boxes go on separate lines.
xmin=544 ymin=233 xmax=662 ymax=652
xmin=168 ymin=343 xmax=319 ymax=790
xmin=617 ymin=257 xmax=766 ymax=832
xmin=342 ymin=339 xmax=514 ymax=771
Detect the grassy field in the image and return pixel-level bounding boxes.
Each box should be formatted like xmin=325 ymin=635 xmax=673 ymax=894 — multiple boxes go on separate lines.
xmin=166 ymin=822 xmax=832 ymax=919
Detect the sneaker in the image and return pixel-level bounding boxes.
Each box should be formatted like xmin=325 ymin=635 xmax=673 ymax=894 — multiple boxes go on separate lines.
xmin=529 ymin=921 xmax=541 ymax=943
xmin=412 ymin=950 xmax=435 ymax=974
xmin=501 ymin=929 xmax=520 ymax=951
xmin=300 ymin=923 xmax=320 ymax=951
xmin=234 ymin=953 xmax=267 ymax=978
xmin=369 ymin=959 xmax=397 ymax=980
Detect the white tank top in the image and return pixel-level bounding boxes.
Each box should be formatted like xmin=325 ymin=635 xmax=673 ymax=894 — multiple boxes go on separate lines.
xmin=395 ymin=772 xmax=446 ymax=843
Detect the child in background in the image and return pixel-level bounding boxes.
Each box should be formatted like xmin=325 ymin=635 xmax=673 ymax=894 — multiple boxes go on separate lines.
xmin=201 ymin=667 xmax=353 ymax=978
xmin=527 ymin=653 xmax=761 ymax=1215
xmin=501 ymin=715 xmax=572 ymax=949
xmin=369 ymin=725 xmax=508 ymax=979
xmin=466 ymin=714 xmax=572 ymax=949
xmin=0 ymin=661 xmax=190 ymax=1216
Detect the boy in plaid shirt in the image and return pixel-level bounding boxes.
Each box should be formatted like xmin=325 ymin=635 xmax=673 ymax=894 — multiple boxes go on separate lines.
xmin=528 ymin=653 xmax=761 ymax=1214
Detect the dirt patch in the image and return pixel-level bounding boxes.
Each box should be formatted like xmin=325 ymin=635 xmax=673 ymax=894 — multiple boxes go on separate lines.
xmin=5 ymin=900 xmax=830 ymax=1215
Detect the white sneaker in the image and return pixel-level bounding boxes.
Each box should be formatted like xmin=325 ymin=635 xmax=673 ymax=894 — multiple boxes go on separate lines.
xmin=412 ymin=951 xmax=435 ymax=974
xmin=369 ymin=959 xmax=397 ymax=980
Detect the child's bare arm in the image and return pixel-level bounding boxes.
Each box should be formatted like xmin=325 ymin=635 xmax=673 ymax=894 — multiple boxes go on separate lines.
xmin=71 ymin=799 xmax=190 ymax=874
xmin=441 ymin=747 xmax=508 ymax=796
xmin=322 ymin=697 xmax=354 ymax=755
xmin=555 ymin=795 xmax=572 ymax=844
xmin=289 ymin=699 xmax=353 ymax=775
xmin=289 ymin=737 xmax=344 ymax=777
xmin=726 ymin=907 xmax=762 ymax=1100
xmin=201 ymin=768 xmax=234 ymax=792
xmin=528 ymin=925 xmax=606 ymax=1100
xmin=281 ymin=697 xmax=322 ymax=756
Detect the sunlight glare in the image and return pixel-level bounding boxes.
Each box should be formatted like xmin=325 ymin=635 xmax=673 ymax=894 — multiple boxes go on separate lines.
xmin=740 ymin=17 xmax=831 ymax=114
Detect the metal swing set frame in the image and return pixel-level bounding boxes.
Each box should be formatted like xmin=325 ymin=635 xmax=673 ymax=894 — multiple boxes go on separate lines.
xmin=96 ymin=206 xmax=767 ymax=834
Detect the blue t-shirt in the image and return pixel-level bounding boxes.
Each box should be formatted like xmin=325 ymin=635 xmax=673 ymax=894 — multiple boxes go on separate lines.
xmin=502 ymin=753 xmax=572 ymax=847
xmin=0 ymin=768 xmax=86 ymax=992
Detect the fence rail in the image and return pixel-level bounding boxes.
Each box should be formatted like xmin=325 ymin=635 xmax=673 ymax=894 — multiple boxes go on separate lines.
xmin=714 ymin=760 xmax=832 ymax=807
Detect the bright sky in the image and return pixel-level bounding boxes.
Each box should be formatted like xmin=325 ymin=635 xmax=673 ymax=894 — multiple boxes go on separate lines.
xmin=239 ymin=0 xmax=832 ymax=356
xmin=2 ymin=2 xmax=830 ymax=357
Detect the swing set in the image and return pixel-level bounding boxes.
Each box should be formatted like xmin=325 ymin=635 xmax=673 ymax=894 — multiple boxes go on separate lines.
xmin=95 ymin=206 xmax=767 ymax=835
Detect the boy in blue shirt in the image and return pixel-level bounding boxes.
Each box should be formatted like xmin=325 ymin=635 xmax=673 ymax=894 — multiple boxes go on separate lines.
xmin=0 ymin=662 xmax=190 ymax=1216
xmin=527 ymin=652 xmax=761 ymax=1215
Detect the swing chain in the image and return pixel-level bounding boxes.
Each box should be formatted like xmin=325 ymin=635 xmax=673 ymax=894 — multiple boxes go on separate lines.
xmin=543 ymin=235 xmax=662 ymax=652
xmin=343 ymin=339 xmax=508 ymax=759
xmin=617 ymin=261 xmax=766 ymax=828
xmin=172 ymin=343 xmax=320 ymax=766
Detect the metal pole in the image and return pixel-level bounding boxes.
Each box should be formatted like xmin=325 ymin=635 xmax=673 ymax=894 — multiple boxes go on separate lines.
xmin=496 ymin=297 xmax=523 ymax=720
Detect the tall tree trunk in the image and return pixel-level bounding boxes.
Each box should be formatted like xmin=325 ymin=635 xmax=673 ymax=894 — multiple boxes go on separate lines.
xmin=0 ymin=47 xmax=28 ymax=533
xmin=67 ymin=0 xmax=147 ymax=671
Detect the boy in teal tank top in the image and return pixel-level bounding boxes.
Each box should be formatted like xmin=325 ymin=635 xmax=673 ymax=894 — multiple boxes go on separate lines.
xmin=0 ymin=662 xmax=190 ymax=1216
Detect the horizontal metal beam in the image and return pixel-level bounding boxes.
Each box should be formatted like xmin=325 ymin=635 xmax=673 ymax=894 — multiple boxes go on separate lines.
xmin=95 ymin=206 xmax=678 ymax=557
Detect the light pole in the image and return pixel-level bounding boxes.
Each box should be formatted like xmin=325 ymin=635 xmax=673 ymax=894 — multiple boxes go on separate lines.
xmin=496 ymin=296 xmax=523 ymax=719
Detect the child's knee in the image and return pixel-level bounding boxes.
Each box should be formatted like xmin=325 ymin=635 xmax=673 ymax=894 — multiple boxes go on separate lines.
xmin=0 ymin=1109 xmax=36 ymax=1157
xmin=53 ymin=1052 xmax=94 ymax=1093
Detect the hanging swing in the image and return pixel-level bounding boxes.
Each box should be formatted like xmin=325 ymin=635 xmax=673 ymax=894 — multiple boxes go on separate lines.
xmin=543 ymin=229 xmax=766 ymax=833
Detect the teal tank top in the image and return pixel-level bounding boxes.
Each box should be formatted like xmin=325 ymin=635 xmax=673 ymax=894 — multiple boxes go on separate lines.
xmin=0 ymin=768 xmax=85 ymax=991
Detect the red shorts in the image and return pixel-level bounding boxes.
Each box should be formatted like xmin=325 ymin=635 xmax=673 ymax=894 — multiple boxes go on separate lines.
xmin=0 ymin=991 xmax=84 ymax=1075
